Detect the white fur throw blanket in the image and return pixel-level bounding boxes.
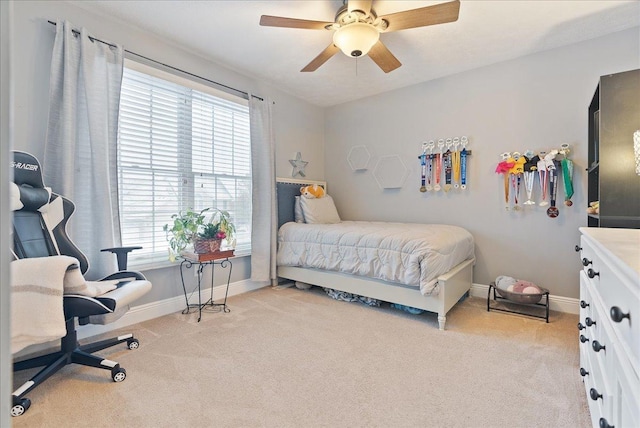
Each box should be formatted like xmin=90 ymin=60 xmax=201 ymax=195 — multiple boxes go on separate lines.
xmin=11 ymin=256 xmax=118 ymax=354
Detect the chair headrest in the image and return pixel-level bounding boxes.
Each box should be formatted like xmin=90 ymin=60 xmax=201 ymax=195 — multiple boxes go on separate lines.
xmin=11 ymin=151 xmax=50 ymax=212
xmin=12 ymin=151 xmax=45 ymax=189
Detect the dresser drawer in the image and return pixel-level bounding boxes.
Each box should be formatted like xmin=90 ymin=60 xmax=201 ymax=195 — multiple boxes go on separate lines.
xmin=579 ymin=275 xmax=594 ymax=327
xmin=578 ymin=228 xmax=639 ymax=428
xmin=581 ymin=344 xmax=604 ymax=428
xmin=578 ymin=313 xmax=612 ymax=428
xmin=581 ymin=235 xmax=640 ymax=368
xmin=613 ymin=352 xmax=640 ymax=428
xmin=579 ymin=236 xmax=601 ymax=287
xmin=603 ymin=279 xmax=640 ymax=370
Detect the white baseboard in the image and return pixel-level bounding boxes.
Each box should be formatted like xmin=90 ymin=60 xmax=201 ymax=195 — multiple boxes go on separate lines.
xmin=469 ymin=283 xmax=579 ymax=315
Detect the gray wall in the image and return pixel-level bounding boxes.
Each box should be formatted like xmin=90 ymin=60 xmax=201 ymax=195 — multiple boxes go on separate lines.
xmin=11 ymin=1 xmax=325 ymax=304
xmin=324 ymin=27 xmax=639 ymax=299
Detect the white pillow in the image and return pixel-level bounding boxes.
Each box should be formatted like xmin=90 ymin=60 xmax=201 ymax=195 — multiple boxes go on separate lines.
xmin=294 ymin=196 xmax=305 ymax=223
xmin=300 ymin=195 xmax=341 ymax=224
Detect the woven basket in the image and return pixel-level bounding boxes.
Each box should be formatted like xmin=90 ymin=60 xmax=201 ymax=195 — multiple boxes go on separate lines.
xmin=194 ymin=238 xmax=222 ymax=254
xmin=209 ymin=239 xmax=221 ymax=252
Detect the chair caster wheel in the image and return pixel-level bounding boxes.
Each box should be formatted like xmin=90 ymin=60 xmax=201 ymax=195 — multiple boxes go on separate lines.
xmin=11 ymin=397 xmax=31 ymax=417
xmin=112 ymin=367 xmax=127 ymax=382
xmin=127 ymin=338 xmax=140 ymax=350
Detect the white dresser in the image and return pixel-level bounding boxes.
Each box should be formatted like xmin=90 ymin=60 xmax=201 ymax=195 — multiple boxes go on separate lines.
xmin=577 ymin=227 xmax=639 ymax=428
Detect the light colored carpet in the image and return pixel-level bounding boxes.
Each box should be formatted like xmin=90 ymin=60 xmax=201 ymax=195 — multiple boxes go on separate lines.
xmin=13 ymin=286 xmax=590 ymax=427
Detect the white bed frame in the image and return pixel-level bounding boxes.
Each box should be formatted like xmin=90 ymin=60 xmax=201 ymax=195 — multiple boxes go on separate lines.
xmin=275 ymin=177 xmax=474 ymax=330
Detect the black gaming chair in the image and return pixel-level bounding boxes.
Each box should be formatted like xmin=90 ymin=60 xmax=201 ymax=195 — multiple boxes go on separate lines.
xmin=10 ymin=151 xmax=152 ymax=417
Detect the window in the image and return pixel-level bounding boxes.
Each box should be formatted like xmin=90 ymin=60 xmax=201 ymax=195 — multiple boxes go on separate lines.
xmin=117 ymin=60 xmax=251 ymax=268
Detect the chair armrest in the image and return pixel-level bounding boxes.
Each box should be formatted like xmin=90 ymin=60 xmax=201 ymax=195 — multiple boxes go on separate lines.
xmin=101 ymin=271 xmax=147 ymax=281
xmin=101 ymin=246 xmax=142 ymax=271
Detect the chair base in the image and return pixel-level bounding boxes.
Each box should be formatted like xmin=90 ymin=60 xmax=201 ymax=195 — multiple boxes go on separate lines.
xmin=11 ymin=318 xmax=138 ymax=417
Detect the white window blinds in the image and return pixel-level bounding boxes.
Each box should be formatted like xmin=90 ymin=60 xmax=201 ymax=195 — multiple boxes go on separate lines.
xmin=117 ymin=62 xmax=251 ymax=268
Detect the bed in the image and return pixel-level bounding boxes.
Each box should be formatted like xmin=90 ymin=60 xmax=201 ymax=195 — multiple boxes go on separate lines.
xmin=275 ymin=178 xmax=475 ymax=330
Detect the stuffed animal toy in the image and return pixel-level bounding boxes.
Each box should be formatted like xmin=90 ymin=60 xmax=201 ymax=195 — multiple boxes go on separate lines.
xmin=512 ymin=280 xmax=543 ymax=294
xmin=496 ymin=276 xmax=543 ymax=294
xmin=300 ymin=184 xmax=325 ymax=199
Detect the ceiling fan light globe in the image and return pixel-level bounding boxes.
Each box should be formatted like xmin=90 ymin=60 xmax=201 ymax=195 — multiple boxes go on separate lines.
xmin=333 ymin=22 xmax=379 ymax=57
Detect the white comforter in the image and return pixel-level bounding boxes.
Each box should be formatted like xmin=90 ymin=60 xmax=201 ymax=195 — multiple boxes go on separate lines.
xmin=277 ymin=221 xmax=475 ymax=295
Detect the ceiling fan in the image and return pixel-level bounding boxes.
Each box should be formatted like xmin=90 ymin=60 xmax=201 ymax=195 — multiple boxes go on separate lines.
xmin=260 ymin=0 xmax=460 ymax=73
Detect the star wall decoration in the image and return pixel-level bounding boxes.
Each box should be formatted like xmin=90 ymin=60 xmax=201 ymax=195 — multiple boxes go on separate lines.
xmin=289 ymin=152 xmax=308 ymax=178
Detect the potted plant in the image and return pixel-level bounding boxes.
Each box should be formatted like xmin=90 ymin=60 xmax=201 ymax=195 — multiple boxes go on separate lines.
xmin=163 ymin=208 xmax=236 ymax=260
xmin=163 ymin=208 xmax=208 ymax=260
xmin=195 ymin=209 xmax=236 ymax=253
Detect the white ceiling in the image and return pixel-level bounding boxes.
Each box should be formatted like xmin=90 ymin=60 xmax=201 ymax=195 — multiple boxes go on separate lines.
xmin=72 ymin=0 xmax=639 ymax=107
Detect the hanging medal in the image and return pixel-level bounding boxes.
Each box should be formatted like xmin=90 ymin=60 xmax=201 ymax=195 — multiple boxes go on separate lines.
xmin=523 ymin=171 xmax=535 ymax=205
xmin=443 ymin=149 xmax=453 ymax=192
xmin=460 ymin=136 xmax=468 ymax=190
xmin=537 ymin=155 xmax=548 ymax=207
xmin=547 ymin=160 xmax=560 ymax=218
xmin=434 ymin=139 xmax=444 ymax=191
xmin=452 ymin=137 xmax=461 ymax=189
xmin=542 ymin=149 xmax=558 ymax=209
xmin=495 ymin=152 xmax=514 ymax=210
xmin=509 ymin=172 xmax=518 ymax=210
xmin=426 ymin=141 xmax=434 ymax=191
xmin=523 ymin=153 xmax=539 ymax=205
xmin=419 ymin=143 xmax=427 ymax=193
xmin=509 ymin=152 xmax=525 ymax=211
xmin=560 ymin=144 xmax=574 ymax=206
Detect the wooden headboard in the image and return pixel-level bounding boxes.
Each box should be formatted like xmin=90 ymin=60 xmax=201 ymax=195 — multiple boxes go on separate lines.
xmin=276 ymin=177 xmax=327 ymax=229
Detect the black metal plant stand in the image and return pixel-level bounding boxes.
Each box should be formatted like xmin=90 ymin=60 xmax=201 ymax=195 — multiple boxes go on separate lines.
xmin=180 ymin=252 xmax=233 ymax=322
xmin=487 ymin=282 xmax=550 ymax=323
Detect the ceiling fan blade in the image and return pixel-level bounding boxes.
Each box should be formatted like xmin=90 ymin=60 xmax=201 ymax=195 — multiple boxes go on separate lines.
xmin=368 ymin=40 xmax=401 ymax=73
xmin=348 ymin=0 xmax=372 ymax=15
xmin=301 ymin=44 xmax=340 ymax=72
xmin=380 ymin=0 xmax=460 ymax=32
xmin=260 ymin=15 xmax=333 ymax=30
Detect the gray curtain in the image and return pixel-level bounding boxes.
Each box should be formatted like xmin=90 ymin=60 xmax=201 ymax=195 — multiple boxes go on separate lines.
xmin=44 ymin=20 xmax=124 ymax=280
xmin=249 ymin=96 xmax=277 ymax=284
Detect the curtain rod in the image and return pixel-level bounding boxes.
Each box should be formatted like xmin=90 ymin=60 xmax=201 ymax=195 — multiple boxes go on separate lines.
xmin=47 ymin=20 xmax=264 ymax=102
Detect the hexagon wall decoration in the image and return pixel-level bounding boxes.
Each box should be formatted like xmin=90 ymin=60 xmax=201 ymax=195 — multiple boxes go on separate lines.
xmin=372 ymin=155 xmax=408 ymax=190
xmin=347 ymin=145 xmax=371 ymax=171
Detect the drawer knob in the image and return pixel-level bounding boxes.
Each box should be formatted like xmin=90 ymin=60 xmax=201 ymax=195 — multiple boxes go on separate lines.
xmin=580 ymin=300 xmax=590 ymax=309
xmin=599 ymin=417 xmax=614 ymax=428
xmin=579 ymin=367 xmax=589 ymax=377
xmin=577 ymin=322 xmax=586 ymax=331
xmin=592 ymin=340 xmax=606 ymax=353
xmin=610 ymin=306 xmax=630 ymax=323
xmin=580 ymin=334 xmax=589 ymax=343
xmin=575 ymin=245 xmax=582 ymax=252
xmin=587 ymin=268 xmax=600 ymax=279
xmin=589 ymin=388 xmax=602 ymax=401
xmin=585 ymin=317 xmax=596 ymax=327
xmin=582 ymin=258 xmax=592 ymax=266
